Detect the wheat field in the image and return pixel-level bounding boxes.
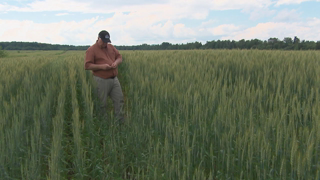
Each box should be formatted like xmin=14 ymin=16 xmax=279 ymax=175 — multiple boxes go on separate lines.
xmin=0 ymin=50 xmax=319 ymax=180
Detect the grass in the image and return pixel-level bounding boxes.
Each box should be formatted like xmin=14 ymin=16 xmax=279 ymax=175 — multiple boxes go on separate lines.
xmin=0 ymin=50 xmax=319 ymax=180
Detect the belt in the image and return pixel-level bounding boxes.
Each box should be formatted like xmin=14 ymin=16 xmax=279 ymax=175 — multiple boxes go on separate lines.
xmin=109 ymin=76 xmax=116 ymax=79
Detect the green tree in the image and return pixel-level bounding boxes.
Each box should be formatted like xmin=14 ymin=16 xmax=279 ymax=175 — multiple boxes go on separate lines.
xmin=192 ymin=41 xmax=202 ymax=49
xmin=283 ymin=37 xmax=294 ymax=50
xmin=316 ymin=41 xmax=320 ymax=50
xmin=283 ymin=37 xmax=293 ymax=44
xmin=0 ymin=46 xmax=8 ymax=58
xmin=268 ymin=38 xmax=280 ymax=49
xmin=160 ymin=42 xmax=171 ymax=50
xmin=250 ymin=39 xmax=263 ymax=49
xmin=237 ymin=39 xmax=246 ymax=49
xmin=293 ymin=36 xmax=301 ymax=50
xmin=293 ymin=36 xmax=300 ymax=44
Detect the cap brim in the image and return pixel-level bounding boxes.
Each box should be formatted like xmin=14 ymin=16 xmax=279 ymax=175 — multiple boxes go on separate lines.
xmin=101 ymin=38 xmax=111 ymax=43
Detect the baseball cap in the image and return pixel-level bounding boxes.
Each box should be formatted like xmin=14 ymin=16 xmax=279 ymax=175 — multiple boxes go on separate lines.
xmin=99 ymin=30 xmax=111 ymax=43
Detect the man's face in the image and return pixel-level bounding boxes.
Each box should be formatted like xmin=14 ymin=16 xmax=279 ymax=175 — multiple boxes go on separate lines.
xmin=98 ymin=38 xmax=108 ymax=48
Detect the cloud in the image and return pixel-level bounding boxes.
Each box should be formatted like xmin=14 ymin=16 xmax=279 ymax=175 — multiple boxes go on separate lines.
xmin=0 ymin=17 xmax=100 ymax=45
xmin=0 ymin=2 xmax=17 ymax=12
xmin=275 ymin=0 xmax=320 ymax=6
xmin=201 ymin=19 xmax=217 ymax=27
xmin=0 ymin=0 xmax=274 ymax=13
xmin=1 ymin=15 xmax=319 ymax=46
xmin=0 ymin=0 xmax=286 ymax=29
xmin=221 ymin=18 xmax=320 ymax=41
xmin=55 ymin=13 xmax=69 ymax=16
xmin=16 ymin=0 xmax=91 ymax=12
xmin=0 ymin=0 xmax=276 ymax=20
xmin=248 ymin=8 xmax=276 ymax=20
xmin=222 ymin=23 xmax=283 ymax=40
xmin=273 ymin=9 xmax=301 ymax=22
xmin=210 ymin=24 xmax=240 ymax=36
xmin=2 ymin=0 xmax=318 ymax=23
xmin=1 ymin=0 xmax=320 ymax=45
xmin=173 ymin=23 xmax=196 ymax=38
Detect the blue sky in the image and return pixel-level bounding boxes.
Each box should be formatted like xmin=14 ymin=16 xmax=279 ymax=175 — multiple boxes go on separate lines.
xmin=0 ymin=0 xmax=319 ymax=46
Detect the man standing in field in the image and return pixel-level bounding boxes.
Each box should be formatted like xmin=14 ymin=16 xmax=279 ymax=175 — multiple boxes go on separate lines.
xmin=85 ymin=30 xmax=124 ymax=124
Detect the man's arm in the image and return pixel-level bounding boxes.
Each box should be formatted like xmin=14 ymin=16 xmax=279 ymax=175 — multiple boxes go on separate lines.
xmin=111 ymin=46 xmax=123 ymax=68
xmin=85 ymin=63 xmax=112 ymax=71
xmin=111 ymin=57 xmax=122 ymax=68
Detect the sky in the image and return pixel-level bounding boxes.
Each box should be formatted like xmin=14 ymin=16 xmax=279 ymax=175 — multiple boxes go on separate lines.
xmin=0 ymin=0 xmax=320 ymax=46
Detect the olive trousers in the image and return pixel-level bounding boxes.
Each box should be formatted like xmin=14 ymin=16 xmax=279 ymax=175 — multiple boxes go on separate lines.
xmin=93 ymin=76 xmax=124 ymax=123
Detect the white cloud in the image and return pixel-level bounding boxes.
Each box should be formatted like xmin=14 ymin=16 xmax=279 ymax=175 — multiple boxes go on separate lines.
xmin=0 ymin=17 xmax=100 ymax=45
xmin=209 ymin=0 xmax=274 ymax=11
xmin=248 ymin=8 xmax=276 ymax=20
xmin=0 ymin=3 xmax=16 ymax=12
xmin=201 ymin=20 xmax=217 ymax=27
xmin=221 ymin=18 xmax=320 ymax=41
xmin=173 ymin=24 xmax=196 ymax=38
xmin=17 ymin=0 xmax=91 ymax=12
xmin=1 ymin=15 xmax=319 ymax=46
xmin=2 ymin=0 xmax=319 ymax=20
xmin=0 ymin=0 xmax=275 ymax=17
xmin=1 ymin=0 xmax=320 ymax=45
xmin=0 ymin=15 xmax=195 ymax=45
xmin=222 ymin=23 xmax=281 ymax=40
xmin=0 ymin=0 xmax=247 ymax=12
xmin=150 ymin=21 xmax=174 ymax=38
xmin=210 ymin=24 xmax=240 ymax=36
xmin=275 ymin=0 xmax=320 ymax=6
xmin=273 ymin=9 xmax=301 ymax=22
xmin=55 ymin=13 xmax=69 ymax=16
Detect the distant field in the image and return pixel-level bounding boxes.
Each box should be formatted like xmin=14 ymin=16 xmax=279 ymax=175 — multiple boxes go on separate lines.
xmin=0 ymin=50 xmax=319 ymax=179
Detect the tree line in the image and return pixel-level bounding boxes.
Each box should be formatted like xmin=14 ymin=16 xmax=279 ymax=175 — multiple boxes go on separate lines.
xmin=1 ymin=36 xmax=320 ymax=51
xmin=0 ymin=42 xmax=89 ymax=51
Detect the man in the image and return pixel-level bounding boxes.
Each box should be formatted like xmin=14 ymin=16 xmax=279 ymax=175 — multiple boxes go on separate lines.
xmin=85 ymin=30 xmax=124 ymax=123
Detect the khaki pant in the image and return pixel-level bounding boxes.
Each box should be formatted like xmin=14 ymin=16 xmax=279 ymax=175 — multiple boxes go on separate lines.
xmin=93 ymin=76 xmax=124 ymax=123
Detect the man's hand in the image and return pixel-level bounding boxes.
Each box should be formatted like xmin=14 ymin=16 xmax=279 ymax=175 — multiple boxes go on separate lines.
xmin=111 ymin=58 xmax=122 ymax=69
xmin=111 ymin=62 xmax=118 ymax=69
xmin=103 ymin=64 xmax=112 ymax=70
